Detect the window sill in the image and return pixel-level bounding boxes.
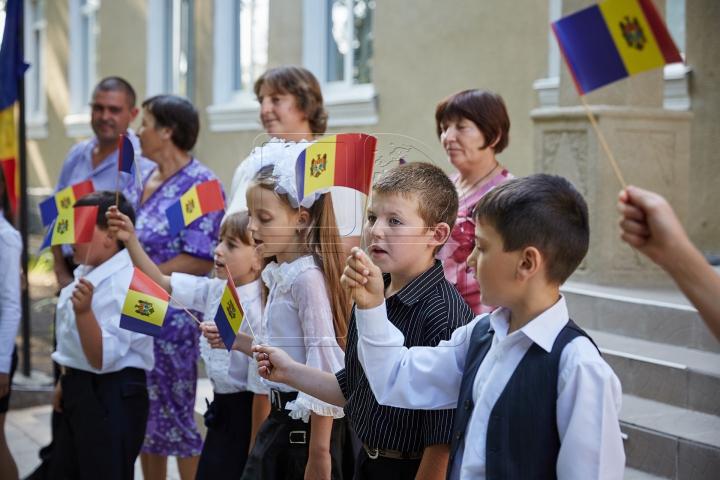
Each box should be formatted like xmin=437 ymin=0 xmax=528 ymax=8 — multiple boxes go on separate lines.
xmin=63 ymin=113 xmax=93 ymax=138
xmin=206 ymin=97 xmax=262 ymax=133
xmin=26 ymin=114 xmax=48 ymax=139
xmin=532 ymin=77 xmax=560 ymax=108
xmin=324 ymin=83 xmax=378 ymax=127
xmin=663 ymin=63 xmax=692 ymax=111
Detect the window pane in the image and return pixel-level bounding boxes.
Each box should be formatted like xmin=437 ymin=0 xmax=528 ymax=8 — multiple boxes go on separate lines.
xmin=352 ymin=0 xmax=373 ymax=84
xmin=327 ymin=0 xmax=349 ymax=82
xmin=665 ymin=0 xmax=685 ymax=54
xmin=236 ymin=0 xmax=269 ymax=92
xmin=178 ymin=0 xmax=192 ymax=98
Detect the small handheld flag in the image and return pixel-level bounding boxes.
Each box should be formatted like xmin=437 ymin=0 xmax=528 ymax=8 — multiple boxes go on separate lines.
xmin=119 ymin=267 xmax=170 ymax=337
xmin=295 ymin=134 xmax=377 ymax=205
xmin=214 ymin=268 xmax=245 ymax=351
xmin=399 ymin=157 xmax=407 ymax=165
xmin=39 ymin=180 xmax=94 ymax=227
xmin=165 ymin=179 xmax=225 ymax=237
xmin=43 ymin=205 xmax=98 ymax=249
xmin=552 ymin=0 xmax=682 ymax=95
xmin=118 ymin=134 xmax=135 ymax=173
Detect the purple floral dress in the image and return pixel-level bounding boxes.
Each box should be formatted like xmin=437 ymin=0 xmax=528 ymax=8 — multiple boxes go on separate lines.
xmin=124 ymin=159 xmax=224 ymax=457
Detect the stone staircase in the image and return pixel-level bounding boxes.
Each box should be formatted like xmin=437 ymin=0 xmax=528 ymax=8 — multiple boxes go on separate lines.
xmin=563 ymin=281 xmax=720 ymax=480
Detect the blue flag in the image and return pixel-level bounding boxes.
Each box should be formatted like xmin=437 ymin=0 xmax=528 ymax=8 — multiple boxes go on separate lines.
xmin=0 ymin=0 xmax=30 ymax=110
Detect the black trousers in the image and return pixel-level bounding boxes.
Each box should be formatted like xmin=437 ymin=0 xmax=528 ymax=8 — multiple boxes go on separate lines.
xmin=196 ymin=390 xmax=254 ymax=480
xmin=353 ymin=447 xmax=422 ymax=480
xmin=48 ymin=367 xmax=149 ymax=480
xmin=240 ymin=390 xmax=346 ymax=480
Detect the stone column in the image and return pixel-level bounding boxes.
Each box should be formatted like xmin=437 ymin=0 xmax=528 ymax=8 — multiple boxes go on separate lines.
xmin=531 ymin=0 xmax=692 ymax=286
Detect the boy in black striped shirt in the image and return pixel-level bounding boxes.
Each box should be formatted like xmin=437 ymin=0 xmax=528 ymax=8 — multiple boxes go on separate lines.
xmin=254 ymin=162 xmax=474 ymax=479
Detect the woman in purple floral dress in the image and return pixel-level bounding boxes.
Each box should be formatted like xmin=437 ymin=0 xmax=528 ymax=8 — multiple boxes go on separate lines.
xmin=124 ymin=95 xmax=223 ymax=480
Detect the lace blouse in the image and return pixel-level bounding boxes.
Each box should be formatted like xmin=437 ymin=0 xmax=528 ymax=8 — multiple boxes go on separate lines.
xmin=260 ymin=255 xmax=346 ymax=421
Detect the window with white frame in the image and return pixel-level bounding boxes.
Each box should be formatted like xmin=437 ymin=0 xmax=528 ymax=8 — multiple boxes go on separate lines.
xmin=147 ymin=0 xmax=195 ymax=99
xmin=303 ymin=0 xmax=377 ymax=127
xmin=532 ymin=0 xmax=562 ymax=108
xmin=24 ymin=0 xmax=47 ymax=138
xmin=65 ymin=0 xmax=99 ymax=137
xmin=663 ymin=0 xmax=690 ymax=110
xmin=206 ymin=0 xmax=269 ymax=132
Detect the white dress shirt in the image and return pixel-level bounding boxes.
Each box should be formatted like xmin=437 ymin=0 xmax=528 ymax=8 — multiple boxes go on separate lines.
xmin=170 ymin=274 xmax=267 ymax=395
xmin=355 ymin=295 xmax=625 ymax=480
xmin=0 ymin=213 xmax=22 ymax=374
xmin=260 ymin=255 xmax=345 ymax=421
xmin=52 ymin=249 xmax=154 ymax=373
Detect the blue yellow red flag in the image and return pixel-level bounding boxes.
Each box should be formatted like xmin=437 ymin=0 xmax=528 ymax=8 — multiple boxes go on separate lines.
xmin=214 ymin=266 xmax=245 ymax=351
xmin=39 ymin=180 xmax=95 ymax=226
xmin=0 ymin=0 xmax=30 ymax=213
xmin=165 ymin=179 xmax=225 ymax=237
xmin=295 ymin=134 xmax=377 ymax=205
xmin=118 ymin=134 xmax=135 ymax=173
xmin=552 ymin=0 xmax=682 ymax=95
xmin=39 ymin=205 xmax=98 ymax=252
xmin=119 ymin=267 xmax=170 ymax=337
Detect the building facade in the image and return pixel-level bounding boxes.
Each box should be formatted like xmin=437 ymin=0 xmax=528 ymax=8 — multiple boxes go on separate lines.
xmin=9 ymin=0 xmax=719 ymax=254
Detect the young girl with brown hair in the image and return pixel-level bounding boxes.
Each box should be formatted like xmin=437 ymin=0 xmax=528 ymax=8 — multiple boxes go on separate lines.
xmin=204 ymin=141 xmax=351 ymax=479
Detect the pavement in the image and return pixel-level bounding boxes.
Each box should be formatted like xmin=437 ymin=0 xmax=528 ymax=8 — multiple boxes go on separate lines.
xmin=6 ymin=378 xmax=214 ymax=480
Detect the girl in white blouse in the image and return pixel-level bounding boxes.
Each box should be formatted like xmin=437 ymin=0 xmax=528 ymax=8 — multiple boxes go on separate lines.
xmin=204 ymin=141 xmax=351 ymax=480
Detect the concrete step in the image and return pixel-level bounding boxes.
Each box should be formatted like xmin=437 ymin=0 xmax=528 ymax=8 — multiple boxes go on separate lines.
xmin=588 ymin=329 xmax=720 ymax=417
xmin=562 ymin=281 xmax=720 ymax=354
xmin=620 ymin=395 xmax=720 ymax=480
xmin=624 ymin=467 xmax=671 ymax=479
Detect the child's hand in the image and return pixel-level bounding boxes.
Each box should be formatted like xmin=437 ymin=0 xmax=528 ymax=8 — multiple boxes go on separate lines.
xmin=106 ymin=206 xmax=136 ymax=244
xmin=341 ymin=247 xmax=384 ymax=309
xmin=71 ymin=278 xmax=94 ymax=315
xmin=200 ymin=322 xmax=225 ymax=349
xmin=253 ymin=345 xmax=294 ymax=385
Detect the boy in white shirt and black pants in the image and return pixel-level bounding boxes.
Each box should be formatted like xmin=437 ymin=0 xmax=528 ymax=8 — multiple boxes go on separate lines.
xmin=49 ymin=191 xmax=154 ymax=479
xmin=339 ymin=174 xmax=626 ymax=479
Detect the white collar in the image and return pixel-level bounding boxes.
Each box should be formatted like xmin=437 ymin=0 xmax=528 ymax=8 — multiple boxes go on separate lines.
xmin=73 ymin=249 xmax=132 ymax=288
xmin=261 ymin=255 xmax=316 ymax=293
xmin=489 ymin=295 xmax=569 ymax=353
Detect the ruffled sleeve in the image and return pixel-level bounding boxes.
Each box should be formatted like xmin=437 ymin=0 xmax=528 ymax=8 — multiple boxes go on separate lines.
xmin=285 ymin=266 xmax=345 ymax=421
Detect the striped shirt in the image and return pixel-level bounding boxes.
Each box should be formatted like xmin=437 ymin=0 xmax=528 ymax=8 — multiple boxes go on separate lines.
xmin=336 ymin=260 xmax=474 ymax=452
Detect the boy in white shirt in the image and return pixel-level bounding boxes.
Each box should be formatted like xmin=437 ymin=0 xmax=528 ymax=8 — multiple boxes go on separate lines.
xmin=49 ymin=191 xmax=154 ymax=479
xmin=335 ymin=174 xmax=626 ymax=479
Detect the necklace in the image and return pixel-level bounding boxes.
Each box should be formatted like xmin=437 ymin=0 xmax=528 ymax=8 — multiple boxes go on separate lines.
xmin=455 ymin=160 xmax=500 ymax=200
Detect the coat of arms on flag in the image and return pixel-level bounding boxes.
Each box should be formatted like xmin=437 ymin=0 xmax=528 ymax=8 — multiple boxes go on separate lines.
xmin=135 ymin=300 xmax=155 ymax=317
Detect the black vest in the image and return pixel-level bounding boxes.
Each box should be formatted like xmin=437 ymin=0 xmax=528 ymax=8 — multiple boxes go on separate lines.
xmin=446 ymin=317 xmax=598 ymax=480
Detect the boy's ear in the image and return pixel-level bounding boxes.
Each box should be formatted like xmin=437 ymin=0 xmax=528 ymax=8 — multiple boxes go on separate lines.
xmin=102 ymin=229 xmax=116 ymax=248
xmin=517 ymin=246 xmax=543 ymax=281
xmin=429 ymin=222 xmax=451 ymax=249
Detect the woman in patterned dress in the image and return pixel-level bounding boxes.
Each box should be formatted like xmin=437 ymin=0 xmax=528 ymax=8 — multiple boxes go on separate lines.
xmin=434 ymin=90 xmax=514 ymax=315
xmin=123 ymin=95 xmax=224 ymax=480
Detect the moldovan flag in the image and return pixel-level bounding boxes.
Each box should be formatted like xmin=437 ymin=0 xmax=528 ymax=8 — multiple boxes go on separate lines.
xmin=119 ymin=267 xmax=169 ymax=337
xmin=214 ymin=267 xmax=244 ymax=351
xmin=552 ymin=0 xmax=682 ymax=95
xmin=0 ymin=109 xmax=19 ymax=213
xmin=295 ymin=134 xmax=377 ymax=205
xmin=118 ymin=134 xmax=135 ymax=173
xmin=165 ymin=179 xmax=225 ymax=237
xmin=39 ymin=180 xmax=95 ymax=226
xmin=38 ymin=205 xmax=98 ymax=253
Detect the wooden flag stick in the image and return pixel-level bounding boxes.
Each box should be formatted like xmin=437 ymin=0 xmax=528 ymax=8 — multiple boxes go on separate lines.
xmin=133 ymin=155 xmax=143 ymax=187
xmin=168 ymin=293 xmax=202 ymax=325
xmin=81 ymin=244 xmax=92 ymax=277
xmin=580 ymin=95 xmax=627 ymax=189
xmin=115 ymin=169 xmax=120 ymax=207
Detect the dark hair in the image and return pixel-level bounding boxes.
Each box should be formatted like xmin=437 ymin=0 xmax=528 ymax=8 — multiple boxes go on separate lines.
xmin=435 ymin=89 xmax=510 ymax=153
xmin=94 ymin=76 xmax=137 ymax=109
xmin=373 ymin=162 xmax=459 ymax=254
xmin=473 ymin=174 xmax=589 ymax=284
xmin=254 ymin=66 xmax=328 ymax=135
xmin=0 ymin=164 xmax=14 ymax=225
xmin=251 ymin=165 xmax=350 ymax=349
xmin=142 ymin=95 xmax=200 ymax=151
xmin=220 ymin=211 xmax=253 ymax=246
xmin=75 ymin=191 xmax=136 ymax=250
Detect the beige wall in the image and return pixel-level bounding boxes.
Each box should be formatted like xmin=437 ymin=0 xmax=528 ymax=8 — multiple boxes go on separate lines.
xmin=685 ymin=0 xmax=720 ymax=253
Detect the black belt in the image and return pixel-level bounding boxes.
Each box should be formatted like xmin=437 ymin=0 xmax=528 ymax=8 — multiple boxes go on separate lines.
xmin=362 ymin=444 xmax=423 ymax=460
xmin=268 ymin=388 xmax=307 ymax=444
